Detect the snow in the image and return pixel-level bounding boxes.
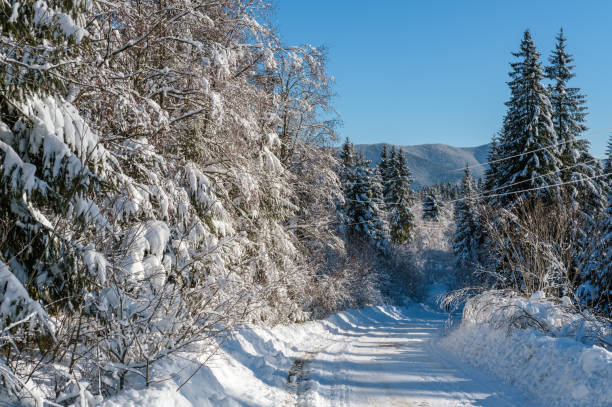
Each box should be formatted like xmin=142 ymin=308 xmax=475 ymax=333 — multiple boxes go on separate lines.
xmin=32 ymin=0 xmax=89 ymax=43
xmin=0 ymin=261 xmax=51 ymax=334
xmin=441 ymin=291 xmax=612 ymax=407
xmin=24 ymin=96 xmax=105 ymax=169
xmin=460 ymin=290 xmax=612 ymax=347
xmin=100 ymin=382 xmax=192 ymax=407
xmin=0 ymin=140 xmax=47 ymax=196
xmin=100 ymin=302 xmax=546 ymax=407
xmin=83 ymin=248 xmax=108 ymax=284
xmin=143 ymin=221 xmax=170 ymax=256
xmin=8 ymin=2 xmax=19 ymax=23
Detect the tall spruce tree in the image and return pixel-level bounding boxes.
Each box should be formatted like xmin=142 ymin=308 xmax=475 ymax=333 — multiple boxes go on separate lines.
xmin=379 ymin=145 xmax=393 ymax=205
xmin=546 ymin=29 xmax=602 ymax=202
xmin=490 ymin=30 xmax=562 ymax=208
xmin=340 ymin=137 xmax=355 ymax=171
xmin=453 ymin=165 xmax=482 ymax=269
xmin=546 ymin=29 xmax=588 ymax=176
xmin=605 ymin=133 xmax=612 ymax=183
xmin=387 ymin=148 xmax=415 ymax=244
xmin=484 ymin=133 xmax=501 ymax=193
xmin=0 ymin=1 xmax=100 ymax=306
xmin=577 ymin=189 xmax=612 ymax=313
xmin=546 ymin=30 xmax=607 ymax=285
xmin=342 ymin=149 xmax=388 ymax=249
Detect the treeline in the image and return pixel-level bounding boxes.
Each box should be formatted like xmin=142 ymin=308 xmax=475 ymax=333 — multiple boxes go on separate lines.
xmin=338 ymin=141 xmax=416 ymax=247
xmin=0 ymin=0 xmax=378 ymax=403
xmin=452 ymin=29 xmax=611 ymax=315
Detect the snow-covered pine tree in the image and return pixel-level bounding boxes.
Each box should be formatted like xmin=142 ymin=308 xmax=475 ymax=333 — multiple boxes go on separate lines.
xmin=0 ymin=0 xmax=89 ymax=100
xmin=605 ymin=133 xmax=612 ymax=184
xmin=0 ymin=0 xmax=103 ymax=308
xmin=546 ymin=29 xmax=589 ymax=185
xmin=343 ymin=152 xmax=388 ymax=249
xmin=368 ymin=153 xmax=386 ymax=210
xmin=453 ymin=165 xmax=482 ymax=269
xmin=387 ymin=148 xmax=415 ymax=244
xmin=577 ymin=189 xmax=612 ymax=313
xmin=490 ymin=30 xmax=562 ymax=208
xmin=422 ymin=194 xmax=442 ymax=221
xmin=339 ymin=137 xmax=356 ymax=221
xmin=340 ymin=137 xmax=356 ymax=174
xmin=546 ymin=29 xmax=604 ymax=203
xmin=339 ymin=137 xmax=356 ymax=217
xmin=379 ymin=144 xmax=392 ymax=205
xmin=484 ymin=133 xmax=502 ymax=193
xmin=545 ymin=29 xmax=607 ymax=287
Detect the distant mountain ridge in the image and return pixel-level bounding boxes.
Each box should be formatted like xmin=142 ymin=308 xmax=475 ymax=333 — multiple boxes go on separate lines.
xmin=352 ymin=143 xmax=490 ymax=189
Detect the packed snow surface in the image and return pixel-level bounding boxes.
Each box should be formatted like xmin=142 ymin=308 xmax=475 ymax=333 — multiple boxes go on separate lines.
xmin=99 ymin=301 xmax=558 ymax=407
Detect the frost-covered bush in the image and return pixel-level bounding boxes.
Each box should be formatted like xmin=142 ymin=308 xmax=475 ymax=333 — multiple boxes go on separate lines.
xmin=441 ymin=289 xmax=612 ymax=407
xmin=0 ymin=0 xmax=355 ymax=404
xmin=442 ymin=290 xmax=612 ymax=407
xmin=461 ymin=290 xmax=611 ymax=346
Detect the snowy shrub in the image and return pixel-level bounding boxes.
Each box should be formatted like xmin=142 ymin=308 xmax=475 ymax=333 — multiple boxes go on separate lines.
xmin=441 ymin=290 xmax=612 ymax=407
xmin=0 ymin=0 xmax=361 ymax=404
xmin=461 ymin=290 xmax=612 ymax=347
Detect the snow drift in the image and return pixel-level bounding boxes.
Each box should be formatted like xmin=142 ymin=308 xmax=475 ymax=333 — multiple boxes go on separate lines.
xmin=441 ymin=291 xmax=612 ymax=407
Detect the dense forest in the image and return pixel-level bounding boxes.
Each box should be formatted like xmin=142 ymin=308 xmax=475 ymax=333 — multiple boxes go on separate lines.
xmin=0 ymin=1 xmax=610 ymax=405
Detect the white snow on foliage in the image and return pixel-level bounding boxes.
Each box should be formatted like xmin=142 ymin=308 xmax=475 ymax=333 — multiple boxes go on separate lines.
xmin=0 ymin=140 xmax=45 ymax=196
xmin=122 ymin=221 xmax=170 ymax=284
xmin=441 ymin=291 xmax=612 ymax=407
xmin=21 ymin=96 xmax=107 ymax=176
xmin=0 ymin=261 xmax=52 ymax=334
xmin=32 ymin=0 xmax=89 ymax=43
xmin=83 ymin=248 xmax=108 ymax=284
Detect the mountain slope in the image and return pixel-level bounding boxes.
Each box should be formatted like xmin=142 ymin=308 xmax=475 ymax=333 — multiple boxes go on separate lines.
xmin=353 ymin=143 xmax=490 ymax=189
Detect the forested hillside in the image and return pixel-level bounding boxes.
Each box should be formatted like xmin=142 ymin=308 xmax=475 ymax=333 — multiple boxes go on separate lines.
xmin=353 ymin=143 xmax=490 ymax=189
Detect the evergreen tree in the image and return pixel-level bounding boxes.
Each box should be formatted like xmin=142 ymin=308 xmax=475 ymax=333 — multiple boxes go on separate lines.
xmin=339 ymin=137 xmax=356 ymax=199
xmin=387 ymin=149 xmax=415 ymax=244
xmin=577 ymin=189 xmax=612 ymax=313
xmin=453 ymin=166 xmax=482 ymax=269
xmin=0 ymin=1 xmax=99 ymax=306
xmin=422 ymin=194 xmax=442 ymax=221
xmin=340 ymin=137 xmax=355 ymax=169
xmin=546 ymin=30 xmax=607 ymax=286
xmin=379 ymin=144 xmax=391 ymax=198
xmin=490 ymin=30 xmax=562 ymax=208
xmin=484 ymin=133 xmax=501 ymax=193
xmin=546 ymin=29 xmax=602 ymax=202
xmin=1 ymin=0 xmax=89 ymax=102
xmin=546 ymin=29 xmax=588 ymax=177
xmin=605 ymin=133 xmax=612 ymax=181
xmin=342 ymin=150 xmax=388 ymax=249
xmin=380 ymin=146 xmax=394 ymax=204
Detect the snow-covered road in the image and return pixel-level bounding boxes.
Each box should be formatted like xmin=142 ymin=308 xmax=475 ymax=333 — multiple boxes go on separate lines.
xmin=295 ymin=305 xmax=539 ymax=407
xmin=102 ymin=302 xmax=547 ymax=407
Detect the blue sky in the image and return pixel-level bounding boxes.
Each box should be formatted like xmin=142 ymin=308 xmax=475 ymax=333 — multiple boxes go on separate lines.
xmin=275 ymin=0 xmax=612 ymax=156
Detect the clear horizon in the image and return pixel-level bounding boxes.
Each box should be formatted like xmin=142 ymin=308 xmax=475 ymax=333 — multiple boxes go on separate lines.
xmin=276 ymin=0 xmax=612 ymax=156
